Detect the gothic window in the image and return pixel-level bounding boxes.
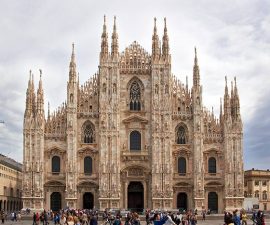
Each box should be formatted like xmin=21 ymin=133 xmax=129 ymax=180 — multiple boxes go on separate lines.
xmin=255 ymin=191 xmax=259 ymax=198
xmin=176 ymin=126 xmax=187 ymax=144
xmin=82 ymin=121 xmax=95 ymax=144
xmin=130 ymin=81 xmax=141 ymax=111
xmin=208 ymin=157 xmax=216 ymax=174
xmin=84 ymin=156 xmax=93 ymax=174
xmin=263 ymin=191 xmax=267 ymax=200
xmin=165 ymin=84 xmax=169 ymax=94
xmin=178 ymin=157 xmax=186 ymax=175
xmin=130 ymin=130 xmax=141 ymax=150
xmin=70 ymin=94 xmax=74 ymax=103
xmin=52 ymin=156 xmax=60 ymax=173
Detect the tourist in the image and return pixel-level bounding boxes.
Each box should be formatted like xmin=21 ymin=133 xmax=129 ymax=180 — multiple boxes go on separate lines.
xmin=241 ymin=209 xmax=247 ymax=225
xmin=74 ymin=216 xmax=81 ymax=225
xmin=90 ymin=214 xmax=98 ymax=225
xmin=164 ymin=212 xmax=176 ymax=225
xmin=33 ymin=212 xmax=37 ymax=225
xmin=0 ymin=210 xmax=5 ymax=224
xmin=67 ymin=215 xmax=75 ymax=225
xmin=36 ymin=212 xmax=40 ymax=224
xmin=201 ymin=209 xmax=206 ymax=221
xmin=17 ymin=211 xmax=21 ymax=222
xmin=132 ymin=213 xmax=140 ymax=225
xmin=232 ymin=210 xmax=240 ymax=225
xmin=59 ymin=214 xmax=66 ymax=225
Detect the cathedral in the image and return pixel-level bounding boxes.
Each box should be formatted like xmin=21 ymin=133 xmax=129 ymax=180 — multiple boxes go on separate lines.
xmin=22 ymin=16 xmax=244 ymax=213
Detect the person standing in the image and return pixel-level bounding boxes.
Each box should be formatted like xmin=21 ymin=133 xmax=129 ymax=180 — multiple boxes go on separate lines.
xmin=0 ymin=210 xmax=5 ymax=224
xmin=33 ymin=212 xmax=37 ymax=225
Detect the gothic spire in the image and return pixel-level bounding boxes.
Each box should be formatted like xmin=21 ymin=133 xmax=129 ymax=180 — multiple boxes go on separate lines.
xmin=234 ymin=77 xmax=241 ymax=121
xmin=193 ymin=47 xmax=200 ymax=87
xmin=69 ymin=43 xmax=77 ymax=82
xmin=100 ymin=15 xmax=108 ymax=59
xmin=37 ymin=69 xmax=44 ymax=116
xmin=220 ymin=98 xmax=223 ymax=124
xmin=223 ymin=76 xmax=231 ymax=120
xmin=162 ymin=17 xmax=169 ymax=59
xmin=25 ymin=70 xmax=33 ymax=118
xmin=47 ymin=102 xmax=50 ymax=121
xmin=31 ymin=72 xmax=36 ymax=117
xmin=111 ymin=16 xmax=119 ymax=57
xmin=152 ymin=17 xmax=160 ymax=60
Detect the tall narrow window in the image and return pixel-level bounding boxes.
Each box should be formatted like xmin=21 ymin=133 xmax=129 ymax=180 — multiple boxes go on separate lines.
xmin=178 ymin=157 xmax=186 ymax=175
xmin=176 ymin=126 xmax=187 ymax=144
xmin=208 ymin=157 xmax=216 ymax=174
xmin=52 ymin=156 xmax=60 ymax=173
xmin=82 ymin=121 xmax=95 ymax=143
xmin=130 ymin=81 xmax=141 ymax=111
xmin=263 ymin=191 xmax=267 ymax=200
xmin=130 ymin=131 xmax=141 ymax=150
xmin=84 ymin=156 xmax=93 ymax=174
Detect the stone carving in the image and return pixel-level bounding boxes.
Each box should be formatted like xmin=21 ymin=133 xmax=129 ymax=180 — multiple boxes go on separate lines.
xmin=128 ymin=168 xmax=143 ymax=176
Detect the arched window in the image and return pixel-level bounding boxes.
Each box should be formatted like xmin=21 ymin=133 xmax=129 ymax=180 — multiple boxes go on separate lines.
xmin=255 ymin=191 xmax=259 ymax=198
xmin=52 ymin=156 xmax=60 ymax=173
xmin=130 ymin=81 xmax=141 ymax=111
xmin=263 ymin=191 xmax=267 ymax=200
xmin=130 ymin=131 xmax=141 ymax=150
xmin=82 ymin=121 xmax=95 ymax=144
xmin=84 ymin=156 xmax=93 ymax=174
xmin=176 ymin=126 xmax=187 ymax=144
xmin=208 ymin=157 xmax=216 ymax=174
xmin=178 ymin=157 xmax=186 ymax=175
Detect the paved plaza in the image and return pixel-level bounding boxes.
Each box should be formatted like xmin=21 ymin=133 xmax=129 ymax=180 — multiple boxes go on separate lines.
xmin=0 ymin=220 xmax=267 ymax=225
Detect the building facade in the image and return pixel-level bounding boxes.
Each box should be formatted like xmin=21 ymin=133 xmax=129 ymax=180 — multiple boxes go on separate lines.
xmin=244 ymin=169 xmax=270 ymax=211
xmin=22 ymin=17 xmax=244 ymax=212
xmin=0 ymin=154 xmax=22 ymax=212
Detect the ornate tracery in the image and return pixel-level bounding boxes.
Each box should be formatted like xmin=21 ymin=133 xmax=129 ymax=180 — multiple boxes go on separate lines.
xmin=130 ymin=81 xmax=141 ymax=111
xmin=82 ymin=121 xmax=95 ymax=144
xmin=176 ymin=126 xmax=188 ymax=144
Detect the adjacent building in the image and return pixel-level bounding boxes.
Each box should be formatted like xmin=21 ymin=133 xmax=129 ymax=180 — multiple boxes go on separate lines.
xmin=0 ymin=154 xmax=22 ymax=212
xmin=244 ymin=169 xmax=270 ymax=211
xmin=22 ymin=17 xmax=244 ymax=212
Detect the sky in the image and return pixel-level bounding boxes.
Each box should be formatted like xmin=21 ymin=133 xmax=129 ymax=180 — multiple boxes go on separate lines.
xmin=0 ymin=0 xmax=269 ymax=169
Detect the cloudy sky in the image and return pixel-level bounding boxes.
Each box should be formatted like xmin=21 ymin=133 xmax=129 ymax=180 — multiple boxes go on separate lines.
xmin=0 ymin=0 xmax=269 ymax=169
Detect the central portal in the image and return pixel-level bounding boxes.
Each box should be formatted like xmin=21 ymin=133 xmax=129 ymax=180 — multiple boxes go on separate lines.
xmin=128 ymin=182 xmax=144 ymax=212
xmin=83 ymin=192 xmax=94 ymax=209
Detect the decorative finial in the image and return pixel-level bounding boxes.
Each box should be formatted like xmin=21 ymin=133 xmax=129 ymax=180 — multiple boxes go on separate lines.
xmin=234 ymin=76 xmax=237 ymax=85
xmin=164 ymin=17 xmax=167 ymax=28
xmin=39 ymin=69 xmax=42 ymax=78
xmin=194 ymin=47 xmax=198 ymax=65
xmin=225 ymin=76 xmax=227 ymax=85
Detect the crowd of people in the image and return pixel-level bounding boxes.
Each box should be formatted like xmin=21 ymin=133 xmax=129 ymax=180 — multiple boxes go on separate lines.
xmin=0 ymin=208 xmax=268 ymax=225
xmin=224 ymin=209 xmax=266 ymax=225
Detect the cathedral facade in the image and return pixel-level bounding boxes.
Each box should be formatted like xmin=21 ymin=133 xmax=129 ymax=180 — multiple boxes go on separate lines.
xmin=22 ymin=17 xmax=244 ymax=213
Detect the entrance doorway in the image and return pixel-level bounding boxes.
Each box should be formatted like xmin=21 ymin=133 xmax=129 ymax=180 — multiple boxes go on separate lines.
xmin=208 ymin=192 xmax=218 ymax=213
xmin=177 ymin=192 xmax=187 ymax=210
xmin=83 ymin=192 xmax=94 ymax=209
xmin=50 ymin=192 xmax=61 ymax=211
xmin=128 ymin=182 xmax=144 ymax=212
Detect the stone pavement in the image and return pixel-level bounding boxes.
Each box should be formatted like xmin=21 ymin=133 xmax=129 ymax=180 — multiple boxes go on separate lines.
xmin=0 ymin=220 xmax=265 ymax=225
